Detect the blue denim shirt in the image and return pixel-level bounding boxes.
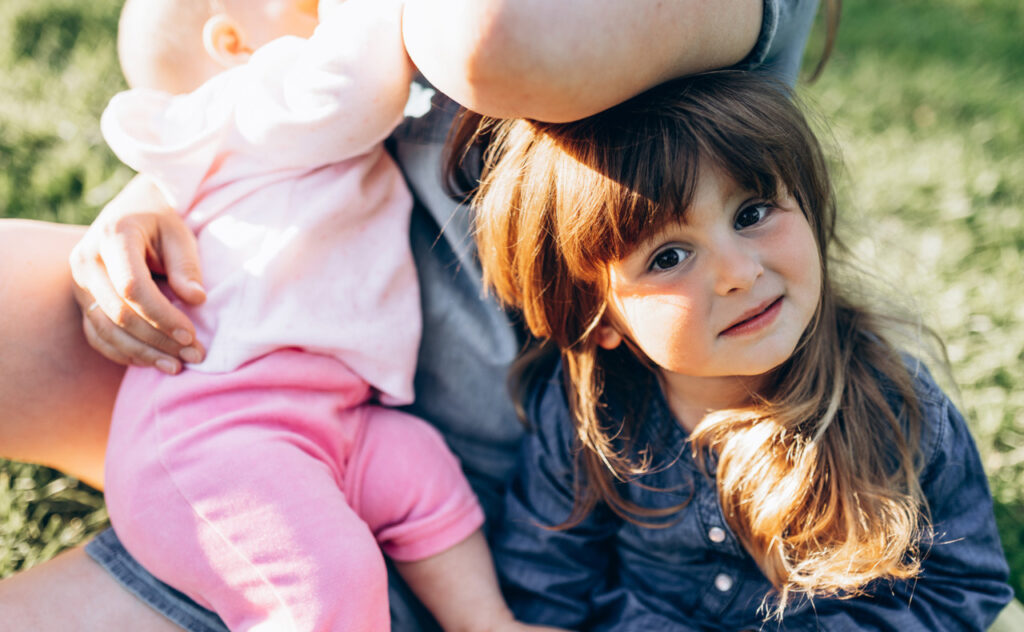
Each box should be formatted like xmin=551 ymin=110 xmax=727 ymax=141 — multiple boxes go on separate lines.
xmin=494 ymin=361 xmax=1013 ymax=631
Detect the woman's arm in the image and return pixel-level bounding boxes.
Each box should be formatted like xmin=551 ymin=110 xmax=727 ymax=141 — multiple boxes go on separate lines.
xmin=402 ymin=0 xmax=762 ymax=122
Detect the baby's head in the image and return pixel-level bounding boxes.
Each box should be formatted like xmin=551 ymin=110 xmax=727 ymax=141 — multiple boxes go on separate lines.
xmin=117 ymin=0 xmax=319 ymax=94
xmin=474 ymin=70 xmax=835 ymax=366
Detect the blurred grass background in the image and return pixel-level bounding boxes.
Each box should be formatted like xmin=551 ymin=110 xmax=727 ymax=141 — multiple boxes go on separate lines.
xmin=1 ymin=0 xmax=1021 ymax=607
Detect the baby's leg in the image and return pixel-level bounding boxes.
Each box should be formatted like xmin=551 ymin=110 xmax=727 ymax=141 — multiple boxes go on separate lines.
xmin=395 ymin=534 xmax=568 ymax=632
xmin=104 ymin=351 xmax=389 ymax=631
xmin=351 ymin=408 xmax=566 ymax=632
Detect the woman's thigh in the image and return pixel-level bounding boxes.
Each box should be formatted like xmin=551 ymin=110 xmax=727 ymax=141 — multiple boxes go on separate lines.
xmin=0 ymin=219 xmax=124 ymax=488
xmin=0 ymin=547 xmax=183 ymax=631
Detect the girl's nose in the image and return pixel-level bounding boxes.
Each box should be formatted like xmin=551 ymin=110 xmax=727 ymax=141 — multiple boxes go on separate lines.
xmin=713 ymin=240 xmax=763 ymax=295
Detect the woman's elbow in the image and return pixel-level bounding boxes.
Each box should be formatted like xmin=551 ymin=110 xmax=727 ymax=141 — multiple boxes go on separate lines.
xmin=402 ymin=0 xmax=582 ymax=121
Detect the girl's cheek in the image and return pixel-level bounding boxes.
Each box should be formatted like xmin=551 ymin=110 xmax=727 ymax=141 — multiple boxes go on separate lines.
xmin=632 ymin=295 xmax=696 ymax=342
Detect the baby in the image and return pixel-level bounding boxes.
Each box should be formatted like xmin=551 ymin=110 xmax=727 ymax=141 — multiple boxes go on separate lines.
xmin=101 ymin=1 xmax=560 ymax=630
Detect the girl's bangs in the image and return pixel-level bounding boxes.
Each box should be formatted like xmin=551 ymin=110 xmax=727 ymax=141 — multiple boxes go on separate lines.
xmin=546 ymin=96 xmax=799 ymax=283
xmin=549 ymin=132 xmax=699 ymax=280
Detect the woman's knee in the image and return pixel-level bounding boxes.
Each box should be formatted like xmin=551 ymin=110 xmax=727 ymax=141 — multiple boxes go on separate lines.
xmin=0 ymin=220 xmax=120 ymax=486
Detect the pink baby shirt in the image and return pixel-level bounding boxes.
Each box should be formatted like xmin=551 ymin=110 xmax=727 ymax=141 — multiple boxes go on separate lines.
xmin=101 ymin=13 xmax=418 ymax=405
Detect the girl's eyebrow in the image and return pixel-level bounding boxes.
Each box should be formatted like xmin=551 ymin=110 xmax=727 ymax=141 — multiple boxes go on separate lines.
xmin=633 ymin=219 xmax=690 ymax=254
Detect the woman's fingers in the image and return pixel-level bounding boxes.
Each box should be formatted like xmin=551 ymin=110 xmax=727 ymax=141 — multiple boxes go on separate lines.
xmin=68 ymin=175 xmax=205 ymax=369
xmin=96 ymin=223 xmax=193 ymax=345
xmin=79 ymin=298 xmax=147 ymax=369
xmin=158 ymin=212 xmax=207 ymax=308
xmin=71 ymin=244 xmax=188 ymax=374
xmin=80 ymin=276 xmax=186 ymax=374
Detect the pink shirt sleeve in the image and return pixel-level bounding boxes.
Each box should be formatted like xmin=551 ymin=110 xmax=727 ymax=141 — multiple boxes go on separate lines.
xmin=100 ymin=86 xmax=232 ymax=209
xmin=234 ymin=4 xmax=413 ymax=167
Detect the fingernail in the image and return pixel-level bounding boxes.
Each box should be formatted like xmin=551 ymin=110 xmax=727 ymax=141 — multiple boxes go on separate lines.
xmin=180 ymin=347 xmax=203 ymax=364
xmin=155 ymin=358 xmax=179 ymax=375
xmin=187 ymin=280 xmax=206 ymax=296
xmin=172 ymin=329 xmax=193 ymax=346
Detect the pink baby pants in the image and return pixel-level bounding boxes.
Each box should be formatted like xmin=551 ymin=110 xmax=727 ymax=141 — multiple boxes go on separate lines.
xmin=104 ymin=349 xmax=484 ymax=631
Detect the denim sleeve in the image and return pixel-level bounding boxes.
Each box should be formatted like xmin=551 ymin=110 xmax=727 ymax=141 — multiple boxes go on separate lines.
xmin=493 ymin=372 xmax=620 ymax=629
xmin=739 ymin=0 xmax=820 ymax=86
xmin=783 ymin=373 xmax=1014 ymax=631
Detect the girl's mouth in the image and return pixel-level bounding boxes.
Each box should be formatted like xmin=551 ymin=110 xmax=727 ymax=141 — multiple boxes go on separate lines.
xmin=720 ymin=297 xmax=783 ymax=337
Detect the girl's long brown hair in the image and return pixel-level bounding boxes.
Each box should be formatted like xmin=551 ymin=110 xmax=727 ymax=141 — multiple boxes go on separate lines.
xmin=469 ymin=71 xmax=930 ymax=618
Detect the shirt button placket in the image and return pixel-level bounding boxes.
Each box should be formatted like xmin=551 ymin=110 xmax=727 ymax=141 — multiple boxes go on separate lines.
xmin=700 ymin=563 xmax=741 ymax=617
xmin=696 ymin=476 xmax=742 ymax=616
xmin=700 ymin=522 xmax=741 ymax=615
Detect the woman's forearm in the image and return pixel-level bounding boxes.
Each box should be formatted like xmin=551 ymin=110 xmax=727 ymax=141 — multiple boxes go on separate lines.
xmin=402 ymin=0 xmax=762 ymax=122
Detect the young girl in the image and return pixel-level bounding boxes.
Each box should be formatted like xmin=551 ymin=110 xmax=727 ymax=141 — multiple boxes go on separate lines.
xmin=469 ymin=71 xmax=1014 ymax=629
xmin=98 ymin=0 xmax=561 ymax=630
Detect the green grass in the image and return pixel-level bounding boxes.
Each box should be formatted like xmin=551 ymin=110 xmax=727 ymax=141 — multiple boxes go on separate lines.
xmin=2 ymin=0 xmax=1022 ymax=604
xmin=801 ymin=0 xmax=1024 ymax=600
xmin=0 ymin=0 xmax=129 ymax=225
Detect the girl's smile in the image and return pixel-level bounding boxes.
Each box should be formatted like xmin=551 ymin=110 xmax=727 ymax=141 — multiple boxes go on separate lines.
xmin=719 ymin=295 xmax=783 ymax=337
xmin=595 ymin=166 xmax=822 ymax=420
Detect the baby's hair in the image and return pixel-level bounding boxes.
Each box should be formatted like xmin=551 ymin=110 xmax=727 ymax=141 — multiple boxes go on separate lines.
xmin=117 ymin=0 xmax=220 ymax=92
xmin=470 ymin=71 xmax=930 ymax=617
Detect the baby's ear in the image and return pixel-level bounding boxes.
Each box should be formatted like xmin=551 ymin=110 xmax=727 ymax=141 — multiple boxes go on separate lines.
xmin=593 ymin=323 xmax=623 ymax=350
xmin=202 ymin=14 xmax=251 ymax=68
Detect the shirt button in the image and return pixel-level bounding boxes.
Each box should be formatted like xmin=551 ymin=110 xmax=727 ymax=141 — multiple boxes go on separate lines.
xmin=708 ymin=526 xmax=727 ymax=543
xmin=714 ymin=573 xmax=734 ymax=592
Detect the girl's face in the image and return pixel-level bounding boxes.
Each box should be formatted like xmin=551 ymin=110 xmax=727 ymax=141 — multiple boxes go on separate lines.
xmin=598 ymin=166 xmax=822 ymax=403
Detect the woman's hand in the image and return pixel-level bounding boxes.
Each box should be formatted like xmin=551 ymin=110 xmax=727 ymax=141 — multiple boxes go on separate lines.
xmin=69 ymin=174 xmax=206 ymax=375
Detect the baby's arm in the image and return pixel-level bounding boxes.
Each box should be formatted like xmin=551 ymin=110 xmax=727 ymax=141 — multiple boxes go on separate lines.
xmin=394 ymin=530 xmax=568 ymax=632
xmin=234 ymin=0 xmax=414 ymax=167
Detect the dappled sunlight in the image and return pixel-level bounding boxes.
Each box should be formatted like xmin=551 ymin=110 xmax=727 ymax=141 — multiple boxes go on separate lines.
xmin=1 ymin=0 xmax=1021 ymax=604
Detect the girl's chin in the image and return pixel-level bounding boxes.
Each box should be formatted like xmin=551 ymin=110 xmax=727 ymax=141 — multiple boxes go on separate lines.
xmin=661 ymin=357 xmax=792 ymax=384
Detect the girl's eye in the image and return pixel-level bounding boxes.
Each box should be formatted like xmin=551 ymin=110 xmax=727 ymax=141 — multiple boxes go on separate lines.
xmin=650 ymin=247 xmax=690 ymax=271
xmin=734 ymin=203 xmax=771 ymax=229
